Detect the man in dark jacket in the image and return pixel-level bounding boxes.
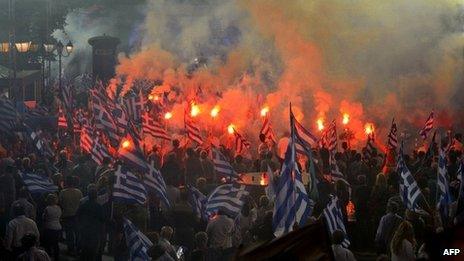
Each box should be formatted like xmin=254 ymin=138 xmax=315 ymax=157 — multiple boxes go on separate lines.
xmin=76 ymin=184 xmax=105 ymax=261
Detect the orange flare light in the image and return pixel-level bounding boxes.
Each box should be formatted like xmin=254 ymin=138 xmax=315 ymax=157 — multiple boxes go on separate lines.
xmin=148 ymin=94 xmax=159 ymax=101
xmin=342 ymin=113 xmax=350 ymax=125
xmin=227 ymin=124 xmax=235 ymax=134
xmin=317 ymin=119 xmax=324 ymax=131
xmin=164 ymin=112 xmax=173 ymax=120
xmin=191 ymin=103 xmax=200 ymax=117
xmin=365 ymin=123 xmax=374 ymax=135
xmin=210 ymin=106 xmax=220 ymax=118
xmin=260 ymin=106 xmax=269 ymax=117
xmin=121 ymin=140 xmax=131 ymax=149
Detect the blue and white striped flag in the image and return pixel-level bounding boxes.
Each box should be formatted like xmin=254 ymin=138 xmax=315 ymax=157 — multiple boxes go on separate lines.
xmin=19 ymin=172 xmax=58 ymax=195
xmin=113 ymin=165 xmax=147 ymax=205
xmin=273 ymin=106 xmax=314 ymax=237
xmin=211 ymin=148 xmax=238 ymax=180
xmin=187 ymin=185 xmax=207 ymax=220
xmin=323 ymin=195 xmax=350 ymax=247
xmin=397 ymin=143 xmax=424 ymax=210
xmin=437 ymin=149 xmax=451 ymax=219
xmin=118 ymin=134 xmax=149 ymax=173
xmin=419 ymin=111 xmax=434 ymax=140
xmin=123 ymin=218 xmax=153 ymax=261
xmin=205 ymin=183 xmax=249 ymax=218
xmin=144 ymin=162 xmax=170 ymax=208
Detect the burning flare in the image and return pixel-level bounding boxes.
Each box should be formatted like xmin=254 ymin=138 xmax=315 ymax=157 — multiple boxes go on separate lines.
xmin=121 ymin=139 xmax=131 ymax=149
xmin=260 ymin=106 xmax=269 ymax=117
xmin=364 ymin=123 xmax=374 ymax=135
xmin=342 ymin=113 xmax=350 ymax=125
xmin=227 ymin=124 xmax=236 ymax=134
xmin=164 ymin=112 xmax=173 ymax=120
xmin=210 ymin=106 xmax=220 ymax=118
xmin=317 ymin=118 xmax=324 ymax=131
xmin=191 ymin=103 xmax=200 ymax=117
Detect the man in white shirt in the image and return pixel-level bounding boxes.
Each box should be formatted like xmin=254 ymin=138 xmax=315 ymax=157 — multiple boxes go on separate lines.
xmin=206 ymin=210 xmax=235 ymax=260
xmin=331 ymin=230 xmax=356 ymax=261
xmin=4 ymin=205 xmax=40 ymax=258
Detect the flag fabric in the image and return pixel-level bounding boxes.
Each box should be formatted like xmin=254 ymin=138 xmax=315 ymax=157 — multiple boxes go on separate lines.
xmin=72 ymin=110 xmax=84 ymax=133
xmin=113 ymin=165 xmax=147 ymax=205
xmin=118 ymin=134 xmax=148 ymax=173
xmin=323 ymin=195 xmax=350 ymax=247
xmin=57 ymin=107 xmax=68 ymax=129
xmin=329 ymin=152 xmax=351 ymax=194
xmin=0 ymin=96 xmax=18 ymax=135
xmin=124 ymin=92 xmax=144 ymax=122
xmin=111 ymin=103 xmax=130 ymax=135
xmin=387 ymin=118 xmax=398 ymax=150
xmin=187 ymin=185 xmax=207 ymax=220
xmin=273 ymin=106 xmax=314 ymax=237
xmin=265 ymin=165 xmax=276 ymax=201
xmin=91 ymin=135 xmax=111 ymax=165
xmin=211 ymin=148 xmax=238 ymax=179
xmin=144 ymin=162 xmax=170 ymax=208
xmin=142 ymin=112 xmax=171 ymax=141
xmin=80 ymin=120 xmax=93 ymax=153
xmin=205 ymin=183 xmax=249 ymax=218
xmin=60 ymin=83 xmax=73 ymax=112
xmin=184 ymin=111 xmax=203 ymax=145
xmin=233 ymin=129 xmax=250 ymax=155
xmin=365 ymin=131 xmax=376 ymax=158
xmin=321 ymin=120 xmax=337 ymax=152
xmin=123 ymin=218 xmax=153 ymax=261
xmin=26 ymin=127 xmax=54 ymax=158
xmin=419 ymin=111 xmax=434 ymax=140
xmin=437 ymin=149 xmax=451 ymax=219
xmin=260 ymin=116 xmax=277 ymax=144
xmin=397 ymin=143 xmax=424 ymax=210
xmin=291 ymin=112 xmax=318 ymax=150
xmin=92 ymin=94 xmax=120 ymax=146
xmin=19 ymin=172 xmax=58 ymax=195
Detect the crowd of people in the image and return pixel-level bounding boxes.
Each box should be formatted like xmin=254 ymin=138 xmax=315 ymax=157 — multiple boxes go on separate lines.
xmin=0 ymin=120 xmax=463 ymax=261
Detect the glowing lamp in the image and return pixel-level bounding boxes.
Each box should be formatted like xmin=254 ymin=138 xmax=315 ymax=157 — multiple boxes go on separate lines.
xmin=191 ymin=104 xmax=200 ymax=117
xmin=260 ymin=106 xmax=269 ymax=117
xmin=227 ymin=124 xmax=235 ymax=134
xmin=0 ymin=42 xmax=9 ymax=53
xmin=210 ymin=106 xmax=219 ymax=118
xmin=65 ymin=41 xmax=74 ymax=54
xmin=15 ymin=41 xmax=31 ymax=53
xmin=122 ymin=140 xmax=131 ymax=149
xmin=164 ymin=112 xmax=173 ymax=120
xmin=342 ymin=113 xmax=350 ymax=125
xmin=43 ymin=43 xmax=55 ymax=53
xmin=317 ymin=119 xmax=324 ymax=131
xmin=29 ymin=43 xmax=39 ymax=52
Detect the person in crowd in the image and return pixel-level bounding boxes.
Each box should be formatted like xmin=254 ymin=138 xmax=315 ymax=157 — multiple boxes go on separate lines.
xmin=158 ymin=226 xmax=177 ymax=260
xmin=94 ymin=157 xmax=112 ymax=182
xmin=233 ymin=155 xmax=248 ymax=174
xmin=42 ymin=193 xmax=62 ymax=260
xmin=331 ymin=230 xmax=356 ymax=261
xmin=191 ymin=232 xmax=208 ymax=261
xmin=390 ymin=221 xmax=416 ymax=261
xmin=76 ymin=184 xmax=105 ymax=261
xmin=59 ymin=175 xmax=83 ymax=255
xmin=11 ymin=187 xmax=36 ymax=221
xmin=199 ymin=150 xmax=215 ymax=183
xmin=4 ymin=204 xmax=40 ymax=258
xmin=185 ymin=148 xmax=204 ymax=185
xmin=206 ymin=209 xmax=234 ymax=260
xmin=369 ymin=174 xmax=389 ymax=231
xmin=0 ymin=163 xmax=16 ymax=215
xmin=260 ymin=151 xmax=278 ymax=172
xmin=148 ymin=145 xmax=163 ymax=169
xmin=72 ymin=155 xmax=93 ymax=193
xmin=161 ymin=153 xmax=183 ymax=186
xmin=375 ymin=201 xmax=403 ymax=255
xmin=54 ymin=150 xmax=73 ymax=177
xmin=17 ymin=233 xmax=51 ymax=261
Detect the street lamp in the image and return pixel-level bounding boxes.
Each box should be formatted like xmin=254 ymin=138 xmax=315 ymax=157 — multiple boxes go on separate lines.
xmin=15 ymin=41 xmax=31 ymax=53
xmin=56 ymin=40 xmax=73 ymax=91
xmin=0 ymin=42 xmax=10 ymax=53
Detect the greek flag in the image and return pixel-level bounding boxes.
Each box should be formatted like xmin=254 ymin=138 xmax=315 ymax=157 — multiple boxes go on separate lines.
xmin=211 ymin=148 xmax=238 ymax=180
xmin=113 ymin=165 xmax=147 ymax=205
xmin=419 ymin=111 xmax=434 ymax=140
xmin=19 ymin=172 xmax=58 ymax=195
xmin=205 ymin=183 xmax=249 ymax=218
xmin=397 ymin=143 xmax=424 ymax=210
xmin=187 ymin=185 xmax=207 ymax=220
xmin=437 ymin=149 xmax=451 ymax=218
xmin=273 ymin=106 xmax=314 ymax=237
xmin=323 ymin=195 xmax=350 ymax=247
xmin=144 ymin=162 xmax=170 ymax=208
xmin=123 ymin=218 xmax=153 ymax=261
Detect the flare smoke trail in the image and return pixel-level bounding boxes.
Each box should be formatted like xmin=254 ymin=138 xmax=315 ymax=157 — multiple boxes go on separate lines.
xmin=62 ymin=0 xmax=464 ymax=147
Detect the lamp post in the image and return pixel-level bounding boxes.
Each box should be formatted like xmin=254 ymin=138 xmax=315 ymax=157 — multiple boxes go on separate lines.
xmin=55 ymin=40 xmax=73 ymax=91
